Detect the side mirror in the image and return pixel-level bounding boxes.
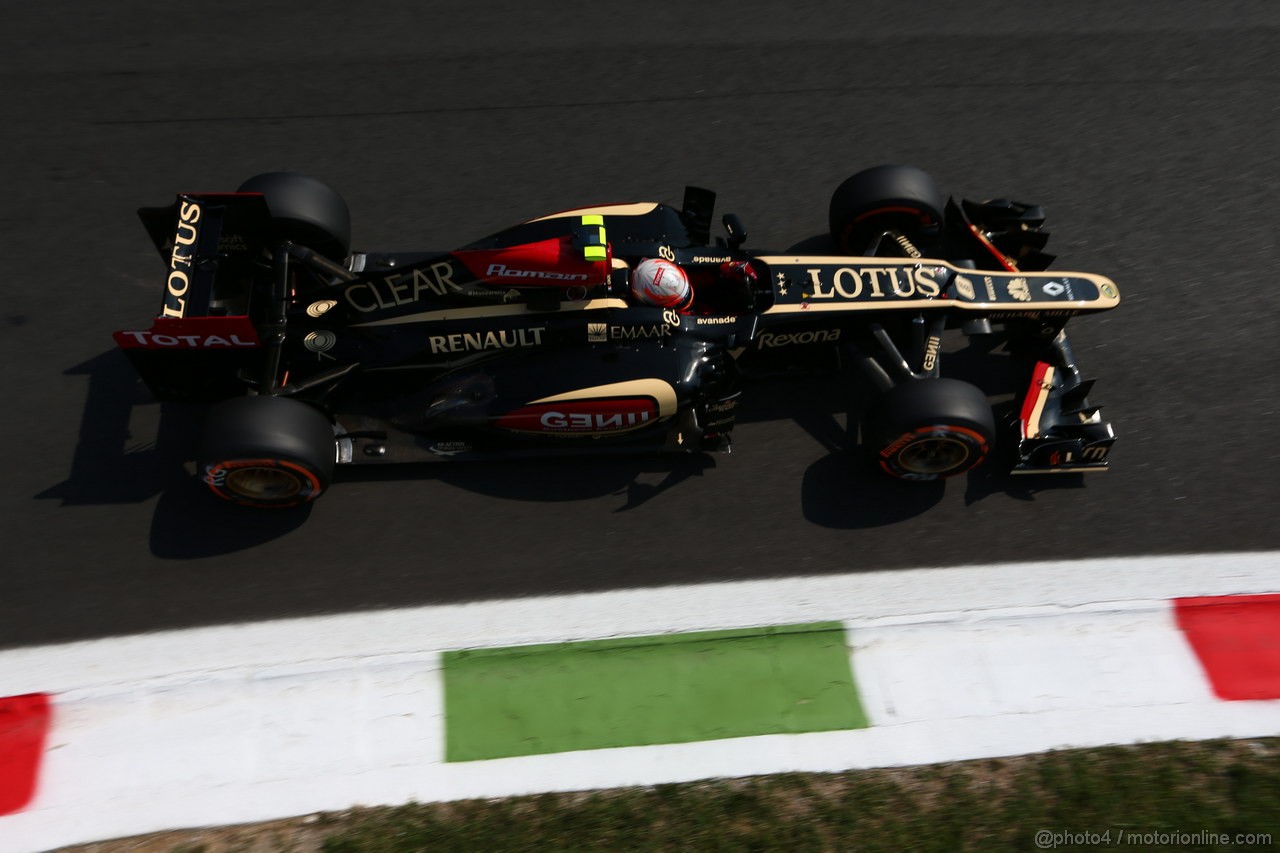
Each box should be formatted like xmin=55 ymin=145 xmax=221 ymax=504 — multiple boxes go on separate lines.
xmin=722 ymin=213 xmax=748 ymax=251
xmin=681 ymin=186 xmax=716 ymax=245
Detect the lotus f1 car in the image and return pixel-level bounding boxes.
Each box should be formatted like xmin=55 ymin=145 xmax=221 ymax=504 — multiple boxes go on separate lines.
xmin=115 ymin=166 xmax=1119 ymax=507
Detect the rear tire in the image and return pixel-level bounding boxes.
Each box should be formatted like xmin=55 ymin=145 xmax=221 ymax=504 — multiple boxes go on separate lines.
xmin=237 ymin=172 xmax=351 ymax=261
xmin=200 ymin=396 xmax=336 ymax=508
xmin=865 ymin=378 xmax=995 ymax=481
xmin=829 ymin=165 xmax=945 ymax=254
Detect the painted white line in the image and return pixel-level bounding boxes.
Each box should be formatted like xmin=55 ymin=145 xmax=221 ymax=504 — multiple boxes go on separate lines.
xmin=850 ymin=605 xmax=1212 ymax=725
xmin=2 ymin=551 xmax=1277 ymax=695
xmin=4 ymin=658 xmax=446 ymax=852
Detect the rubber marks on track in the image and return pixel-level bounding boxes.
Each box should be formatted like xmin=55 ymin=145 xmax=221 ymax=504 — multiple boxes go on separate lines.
xmin=0 ymin=693 xmax=51 ymax=815
xmin=443 ymin=622 xmax=867 ymax=762
xmin=1175 ymin=594 xmax=1280 ymax=700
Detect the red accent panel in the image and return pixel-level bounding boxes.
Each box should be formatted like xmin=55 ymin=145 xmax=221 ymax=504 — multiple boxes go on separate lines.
xmin=1175 ymin=594 xmax=1280 ymax=700
xmin=0 ymin=693 xmax=52 ymax=815
xmin=454 ymin=237 xmax=608 ymax=287
xmin=496 ymin=398 xmax=657 ymax=434
xmin=1018 ymin=361 xmax=1052 ymax=440
xmin=114 ymin=315 xmax=261 ymax=349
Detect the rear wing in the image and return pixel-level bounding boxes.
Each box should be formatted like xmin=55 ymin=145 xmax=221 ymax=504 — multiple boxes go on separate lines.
xmin=135 ymin=193 xmax=274 ymax=319
xmin=116 ymin=194 xmax=276 ymax=401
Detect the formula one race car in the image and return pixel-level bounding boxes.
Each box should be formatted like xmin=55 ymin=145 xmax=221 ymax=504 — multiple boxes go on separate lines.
xmin=116 ymin=166 xmax=1119 ymax=507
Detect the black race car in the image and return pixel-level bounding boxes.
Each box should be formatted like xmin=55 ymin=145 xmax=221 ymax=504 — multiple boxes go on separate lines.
xmin=116 ymin=165 xmax=1119 ymax=507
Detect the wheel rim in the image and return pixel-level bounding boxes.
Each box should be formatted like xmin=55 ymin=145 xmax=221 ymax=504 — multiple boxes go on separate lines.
xmin=897 ymin=435 xmax=971 ymax=475
xmin=225 ymin=466 xmax=303 ymax=501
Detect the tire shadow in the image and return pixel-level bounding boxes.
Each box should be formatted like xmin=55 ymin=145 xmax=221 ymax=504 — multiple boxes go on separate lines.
xmin=36 ymin=349 xmax=317 ymax=557
xmin=794 ymin=409 xmax=946 ymax=529
xmin=148 ymin=475 xmax=313 ymax=558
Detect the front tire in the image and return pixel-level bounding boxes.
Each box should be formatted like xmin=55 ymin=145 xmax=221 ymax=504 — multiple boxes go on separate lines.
xmin=864 ymin=378 xmax=995 ymax=481
xmin=200 ymin=396 xmax=336 ymax=508
xmin=829 ymin=165 xmax=945 ymax=255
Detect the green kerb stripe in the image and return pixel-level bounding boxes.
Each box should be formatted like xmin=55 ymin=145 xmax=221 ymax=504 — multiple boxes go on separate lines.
xmin=443 ymin=622 xmax=867 ymax=762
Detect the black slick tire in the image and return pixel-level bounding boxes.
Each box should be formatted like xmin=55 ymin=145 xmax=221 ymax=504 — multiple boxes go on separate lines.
xmin=865 ymin=378 xmax=995 ymax=481
xmin=236 ymin=172 xmax=351 ymax=261
xmin=829 ymin=165 xmax=945 ymax=254
xmin=199 ymin=396 xmax=336 ymax=508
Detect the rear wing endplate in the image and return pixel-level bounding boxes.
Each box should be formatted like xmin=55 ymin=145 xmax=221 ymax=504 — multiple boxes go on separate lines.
xmin=136 ymin=193 xmax=273 ymax=319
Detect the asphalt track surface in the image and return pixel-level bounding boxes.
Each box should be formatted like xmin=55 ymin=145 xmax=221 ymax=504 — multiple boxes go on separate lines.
xmin=2 ymin=3 xmax=1278 ymax=649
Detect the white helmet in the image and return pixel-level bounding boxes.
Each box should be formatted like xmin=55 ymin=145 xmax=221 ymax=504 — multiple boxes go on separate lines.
xmin=630 ymin=258 xmax=691 ymax=309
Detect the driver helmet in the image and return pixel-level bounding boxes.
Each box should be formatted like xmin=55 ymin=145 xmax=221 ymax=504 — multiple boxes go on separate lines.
xmin=630 ymin=258 xmax=692 ymax=310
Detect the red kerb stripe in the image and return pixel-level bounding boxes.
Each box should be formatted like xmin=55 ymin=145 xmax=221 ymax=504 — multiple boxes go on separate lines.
xmin=1174 ymin=594 xmax=1280 ymax=700
xmin=0 ymin=692 xmax=52 ymax=815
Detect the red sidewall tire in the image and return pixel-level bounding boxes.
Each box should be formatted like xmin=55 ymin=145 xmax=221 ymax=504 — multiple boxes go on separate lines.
xmin=199 ymin=396 xmax=335 ymax=509
xmin=865 ymin=378 xmax=996 ymax=482
xmin=876 ymin=424 xmax=990 ymax=481
xmin=829 ymin=165 xmax=945 ymax=255
xmin=203 ymin=457 xmax=325 ymax=509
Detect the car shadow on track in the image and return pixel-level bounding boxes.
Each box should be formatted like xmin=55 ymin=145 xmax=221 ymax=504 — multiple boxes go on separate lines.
xmin=760 ymin=325 xmax=1090 ymax=528
xmin=43 ymin=341 xmax=1090 ymax=557
xmin=792 ymin=407 xmax=1085 ymax=530
xmin=37 ymin=350 xmax=193 ymax=506
xmin=793 ymin=410 xmax=946 ymax=528
xmin=730 ymin=372 xmax=947 ymax=526
xmin=332 ymin=452 xmax=719 ymax=513
xmin=36 ymin=349 xmax=312 ymax=557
